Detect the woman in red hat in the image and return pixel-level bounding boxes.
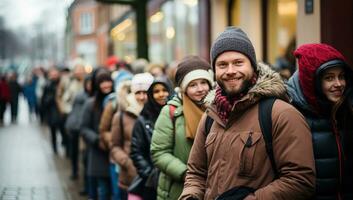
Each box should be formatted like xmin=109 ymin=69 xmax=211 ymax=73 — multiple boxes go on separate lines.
xmin=287 ymin=43 xmax=353 ymax=200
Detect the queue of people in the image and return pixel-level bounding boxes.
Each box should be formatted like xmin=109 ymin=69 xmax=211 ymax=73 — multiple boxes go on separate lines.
xmin=1 ymin=26 xmax=352 ymax=200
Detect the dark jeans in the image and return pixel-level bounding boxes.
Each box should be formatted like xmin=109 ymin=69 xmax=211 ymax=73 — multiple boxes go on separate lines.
xmin=10 ymin=99 xmax=18 ymax=122
xmin=69 ymin=130 xmax=80 ymax=177
xmin=49 ymin=125 xmax=67 ymax=154
xmin=0 ymin=101 xmax=6 ymax=123
xmin=110 ymin=163 xmax=121 ymax=200
xmin=88 ymin=176 xmax=112 ymax=200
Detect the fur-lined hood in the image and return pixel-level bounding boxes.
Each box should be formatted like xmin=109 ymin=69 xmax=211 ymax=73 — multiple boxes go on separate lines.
xmin=115 ymin=80 xmax=143 ymax=116
xmin=124 ymin=93 xmax=144 ymax=117
xmin=205 ymin=62 xmax=288 ymax=114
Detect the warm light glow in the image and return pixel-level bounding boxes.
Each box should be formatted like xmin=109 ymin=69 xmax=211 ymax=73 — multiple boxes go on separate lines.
xmin=166 ymin=26 xmax=175 ymax=39
xmin=85 ymin=65 xmax=93 ymax=73
xmin=181 ymin=0 xmax=197 ymax=7
xmin=150 ymin=11 xmax=164 ymax=23
xmin=124 ymin=55 xmax=133 ymax=63
xmin=117 ymin=33 xmax=125 ymax=41
xmin=278 ymin=1 xmax=297 ymax=16
xmin=110 ymin=19 xmax=132 ymax=40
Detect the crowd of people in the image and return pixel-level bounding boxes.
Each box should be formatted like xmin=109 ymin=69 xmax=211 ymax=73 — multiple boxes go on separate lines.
xmin=0 ymin=26 xmax=352 ymax=200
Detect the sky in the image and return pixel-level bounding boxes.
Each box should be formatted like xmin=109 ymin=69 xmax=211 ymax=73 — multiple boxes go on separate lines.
xmin=0 ymin=0 xmax=74 ymax=32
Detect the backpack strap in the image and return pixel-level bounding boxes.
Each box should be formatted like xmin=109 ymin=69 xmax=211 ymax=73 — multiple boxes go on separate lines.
xmin=119 ymin=110 xmax=125 ymax=143
xmin=169 ymin=105 xmax=176 ymax=123
xmin=204 ymin=115 xmax=214 ymax=136
xmin=169 ymin=105 xmax=177 ymax=132
xmin=258 ymin=97 xmax=279 ymax=179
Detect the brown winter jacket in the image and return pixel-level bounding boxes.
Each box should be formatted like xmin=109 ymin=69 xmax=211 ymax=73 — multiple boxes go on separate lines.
xmin=99 ymin=101 xmax=117 ymax=150
xmin=179 ymin=63 xmax=315 ymax=200
xmin=99 ymin=81 xmax=131 ymax=151
xmin=110 ymin=93 xmax=143 ymax=189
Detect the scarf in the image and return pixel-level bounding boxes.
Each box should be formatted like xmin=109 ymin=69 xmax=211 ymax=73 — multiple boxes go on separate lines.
xmin=183 ymin=95 xmax=206 ymax=139
xmin=214 ymin=74 xmax=257 ymax=123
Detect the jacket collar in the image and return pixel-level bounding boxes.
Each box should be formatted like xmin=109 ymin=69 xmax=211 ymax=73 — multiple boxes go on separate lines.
xmin=205 ymin=62 xmax=288 ymax=126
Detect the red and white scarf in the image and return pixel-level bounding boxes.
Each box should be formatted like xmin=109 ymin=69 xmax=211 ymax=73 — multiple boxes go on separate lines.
xmin=214 ymin=75 xmax=257 ymax=123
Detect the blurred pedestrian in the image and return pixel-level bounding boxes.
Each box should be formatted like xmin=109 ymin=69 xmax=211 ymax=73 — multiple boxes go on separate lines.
xmin=151 ymin=56 xmax=214 ymax=200
xmin=287 ymin=43 xmax=353 ymax=199
xmin=110 ymin=73 xmax=154 ymax=200
xmin=65 ymin=73 xmax=90 ymax=180
xmin=179 ymin=27 xmax=315 ymax=200
xmin=41 ymin=67 xmax=64 ymax=154
xmin=0 ymin=75 xmax=11 ymax=125
xmin=81 ymin=68 xmax=114 ymax=200
xmin=130 ymin=77 xmax=172 ymax=200
xmin=23 ymin=74 xmax=37 ymax=121
xmin=7 ymin=72 xmax=22 ymax=123
xmin=274 ymin=38 xmax=296 ymax=80
xmin=111 ymin=60 xmax=133 ymax=92
xmin=99 ymin=79 xmax=131 ymax=200
xmin=33 ymin=67 xmax=47 ymax=123
xmin=146 ymin=63 xmax=165 ymax=78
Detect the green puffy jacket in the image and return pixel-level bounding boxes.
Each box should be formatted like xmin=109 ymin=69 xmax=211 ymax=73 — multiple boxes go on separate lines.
xmin=151 ymin=96 xmax=193 ymax=200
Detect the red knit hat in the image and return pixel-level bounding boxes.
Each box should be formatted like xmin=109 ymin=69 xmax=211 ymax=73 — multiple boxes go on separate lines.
xmin=105 ymin=56 xmax=119 ymax=69
xmin=294 ymin=43 xmax=346 ymax=112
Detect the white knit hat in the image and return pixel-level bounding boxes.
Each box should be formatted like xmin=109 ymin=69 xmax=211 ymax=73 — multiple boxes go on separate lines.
xmin=175 ymin=56 xmax=214 ymax=92
xmin=131 ymin=72 xmax=154 ymax=93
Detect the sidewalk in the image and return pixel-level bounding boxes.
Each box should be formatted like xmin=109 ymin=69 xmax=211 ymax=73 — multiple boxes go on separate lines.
xmin=0 ymin=97 xmax=85 ymax=200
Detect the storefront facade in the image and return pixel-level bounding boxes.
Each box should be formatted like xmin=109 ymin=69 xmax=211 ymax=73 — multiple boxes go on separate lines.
xmin=212 ymin=0 xmax=353 ymax=67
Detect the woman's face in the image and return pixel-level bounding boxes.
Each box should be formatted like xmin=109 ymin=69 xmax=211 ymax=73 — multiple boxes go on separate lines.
xmin=135 ymin=91 xmax=148 ymax=105
xmin=321 ymin=66 xmax=346 ymax=103
xmin=185 ymin=78 xmax=210 ymax=102
xmin=152 ymin=83 xmax=169 ymax=106
xmin=99 ymin=80 xmax=113 ymax=94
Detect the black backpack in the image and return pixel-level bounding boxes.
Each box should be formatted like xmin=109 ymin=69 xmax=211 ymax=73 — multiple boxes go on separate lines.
xmin=205 ymin=98 xmax=279 ymax=178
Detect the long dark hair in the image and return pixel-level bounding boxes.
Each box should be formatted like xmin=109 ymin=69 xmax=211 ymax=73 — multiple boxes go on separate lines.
xmin=140 ymin=77 xmax=173 ymax=123
xmin=336 ymin=97 xmax=353 ymax=158
xmin=92 ymin=68 xmax=114 ymax=111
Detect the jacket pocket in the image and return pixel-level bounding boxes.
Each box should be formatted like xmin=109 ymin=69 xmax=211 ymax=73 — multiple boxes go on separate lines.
xmin=205 ymin=131 xmax=217 ymax=161
xmin=238 ymin=131 xmax=262 ymax=178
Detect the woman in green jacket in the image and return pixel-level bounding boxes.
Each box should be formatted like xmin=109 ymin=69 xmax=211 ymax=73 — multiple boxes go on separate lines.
xmin=151 ymin=56 xmax=214 ymax=200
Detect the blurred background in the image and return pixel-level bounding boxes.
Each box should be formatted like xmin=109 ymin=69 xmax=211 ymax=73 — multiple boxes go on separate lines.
xmin=0 ymin=0 xmax=352 ymax=77
xmin=0 ymin=1 xmax=353 ymax=200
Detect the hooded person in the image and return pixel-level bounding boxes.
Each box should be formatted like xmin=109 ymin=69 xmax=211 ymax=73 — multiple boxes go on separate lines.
xmin=150 ymin=55 xmax=214 ymax=200
xmin=110 ymin=72 xmax=154 ymax=198
xmin=179 ymin=27 xmax=315 ymax=200
xmin=80 ymin=68 xmax=114 ymax=200
xmin=287 ymin=43 xmax=353 ymax=200
xmin=65 ymin=74 xmax=92 ymax=180
xmin=130 ymin=77 xmax=172 ymax=200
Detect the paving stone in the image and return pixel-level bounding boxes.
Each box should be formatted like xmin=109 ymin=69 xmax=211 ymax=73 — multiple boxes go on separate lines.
xmin=0 ymin=99 xmax=83 ymax=200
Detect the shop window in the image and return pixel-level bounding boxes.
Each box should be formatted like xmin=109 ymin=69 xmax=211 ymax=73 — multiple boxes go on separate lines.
xmin=148 ymin=0 xmax=199 ymax=63
xmin=76 ymin=40 xmax=97 ymax=66
xmin=110 ymin=13 xmax=136 ymax=63
xmin=267 ymin=0 xmax=297 ymax=78
xmin=80 ymin=12 xmax=94 ymax=35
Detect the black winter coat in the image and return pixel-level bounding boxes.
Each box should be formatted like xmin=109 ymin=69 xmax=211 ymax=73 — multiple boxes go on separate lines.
xmin=287 ymin=72 xmax=353 ymax=200
xmin=130 ymin=116 xmax=154 ymax=178
xmin=41 ymin=80 xmax=61 ymax=127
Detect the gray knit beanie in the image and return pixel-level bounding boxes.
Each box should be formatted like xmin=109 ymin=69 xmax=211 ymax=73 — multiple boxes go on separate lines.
xmin=210 ymin=27 xmax=257 ymax=71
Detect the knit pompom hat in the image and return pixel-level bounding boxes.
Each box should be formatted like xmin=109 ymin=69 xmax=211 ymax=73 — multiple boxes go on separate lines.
xmin=130 ymin=72 xmax=154 ymax=94
xmin=210 ymin=26 xmax=257 ymax=71
xmin=175 ymin=56 xmax=214 ymax=91
xmin=294 ymin=43 xmax=347 ymax=111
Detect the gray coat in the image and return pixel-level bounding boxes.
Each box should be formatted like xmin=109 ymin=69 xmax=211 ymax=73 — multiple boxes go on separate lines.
xmin=65 ymin=90 xmax=87 ymax=131
xmin=80 ymin=97 xmax=110 ymax=177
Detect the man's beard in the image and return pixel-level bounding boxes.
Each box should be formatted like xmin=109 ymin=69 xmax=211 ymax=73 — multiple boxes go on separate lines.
xmin=217 ymin=78 xmax=253 ymax=98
